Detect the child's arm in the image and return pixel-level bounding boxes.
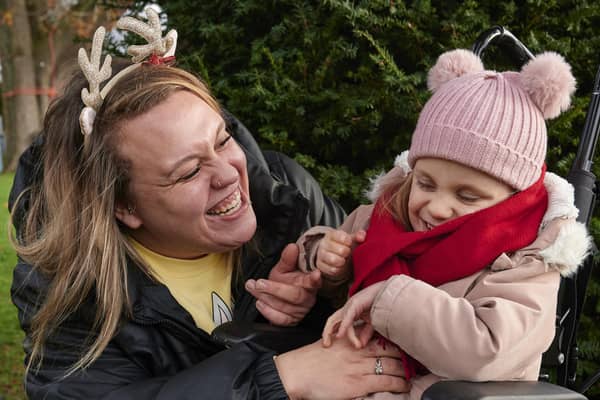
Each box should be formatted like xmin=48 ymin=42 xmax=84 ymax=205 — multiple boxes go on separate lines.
xmin=297 ymin=205 xmax=372 ymax=297
xmin=369 ymin=264 xmax=560 ymax=381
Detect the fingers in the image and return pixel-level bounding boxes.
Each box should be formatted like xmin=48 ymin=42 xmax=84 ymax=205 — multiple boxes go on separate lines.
xmin=335 ymin=301 xmax=364 ymax=338
xmin=307 ymin=269 xmax=322 ymax=288
xmin=322 ymin=310 xmax=343 ymax=347
xmin=320 ymin=230 xmax=353 ymax=258
xmin=271 ymin=243 xmax=300 ymax=274
xmin=362 ymin=375 xmax=410 ymax=394
xmin=361 ymin=354 xmax=410 ymax=394
xmin=353 ymin=229 xmax=367 ymax=244
xmin=246 ymin=278 xmax=316 ymax=307
xmin=317 ymin=231 xmax=353 ymax=279
xmin=370 ymin=356 xmax=405 ymax=377
xmin=255 ymin=299 xmax=302 ymax=326
xmin=347 ymin=324 xmax=362 ymax=349
xmin=245 ymin=278 xmax=317 ymax=326
xmin=316 ymin=251 xmax=348 ymax=270
xmin=269 ymin=261 xmax=322 ymax=291
xmin=363 ymin=338 xmax=403 ymax=358
xmin=253 ymin=286 xmax=312 ymax=315
xmin=317 ymin=230 xmax=367 ymax=279
xmin=358 ymin=323 xmax=375 ymax=348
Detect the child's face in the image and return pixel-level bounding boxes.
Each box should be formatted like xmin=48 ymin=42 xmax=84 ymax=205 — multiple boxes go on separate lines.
xmin=408 ymin=158 xmax=515 ymax=232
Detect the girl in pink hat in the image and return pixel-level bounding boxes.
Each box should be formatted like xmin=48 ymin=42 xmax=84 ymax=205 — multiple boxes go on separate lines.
xmin=295 ymin=49 xmax=592 ymax=399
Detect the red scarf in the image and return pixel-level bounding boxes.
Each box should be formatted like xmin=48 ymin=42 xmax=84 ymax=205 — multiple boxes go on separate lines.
xmin=350 ymin=170 xmax=548 ymax=379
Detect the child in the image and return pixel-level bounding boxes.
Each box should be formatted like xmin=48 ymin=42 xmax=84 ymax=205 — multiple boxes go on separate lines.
xmin=297 ymin=49 xmax=592 ymax=399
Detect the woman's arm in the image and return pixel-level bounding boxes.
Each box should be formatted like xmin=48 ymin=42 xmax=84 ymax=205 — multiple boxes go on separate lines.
xmin=20 ymin=307 xmax=409 ymax=400
xmin=24 ymin=341 xmax=285 ymax=400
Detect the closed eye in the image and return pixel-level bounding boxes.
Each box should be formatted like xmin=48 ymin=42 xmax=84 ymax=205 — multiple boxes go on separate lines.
xmin=457 ymin=191 xmax=481 ymax=203
xmin=178 ymin=165 xmax=200 ymax=182
xmin=217 ymin=134 xmax=232 ymax=150
xmin=416 ymin=179 xmax=435 ymax=191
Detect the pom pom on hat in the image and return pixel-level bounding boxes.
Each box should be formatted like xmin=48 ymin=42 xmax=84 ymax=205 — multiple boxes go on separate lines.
xmin=520 ymin=51 xmax=576 ymax=119
xmin=427 ymin=49 xmax=484 ymax=92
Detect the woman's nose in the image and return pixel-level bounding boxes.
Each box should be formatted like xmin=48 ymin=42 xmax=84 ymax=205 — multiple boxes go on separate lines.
xmin=210 ymin=161 xmax=238 ymax=189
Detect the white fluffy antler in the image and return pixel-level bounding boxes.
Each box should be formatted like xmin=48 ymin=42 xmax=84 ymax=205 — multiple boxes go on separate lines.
xmin=77 ymin=7 xmax=178 ymax=136
xmin=78 ymin=27 xmax=112 ymax=110
xmin=78 ymin=26 xmax=112 ymax=135
xmin=116 ymin=8 xmax=177 ymax=62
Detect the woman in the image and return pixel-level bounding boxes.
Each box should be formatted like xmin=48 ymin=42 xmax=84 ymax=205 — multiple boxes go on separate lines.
xmin=9 ymin=11 xmax=409 ymax=400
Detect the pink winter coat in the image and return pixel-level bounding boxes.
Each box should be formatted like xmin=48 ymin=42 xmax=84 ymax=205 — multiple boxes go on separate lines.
xmin=297 ymin=167 xmax=591 ymax=400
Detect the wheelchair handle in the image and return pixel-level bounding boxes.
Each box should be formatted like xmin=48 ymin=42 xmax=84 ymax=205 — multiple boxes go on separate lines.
xmin=571 ymin=64 xmax=600 ymax=174
xmin=471 ymin=25 xmax=534 ymax=65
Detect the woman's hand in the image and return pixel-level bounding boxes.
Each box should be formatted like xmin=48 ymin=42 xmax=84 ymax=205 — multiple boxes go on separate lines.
xmin=245 ymin=244 xmax=322 ymax=326
xmin=322 ymin=281 xmax=388 ymax=348
xmin=275 ymin=329 xmax=409 ymax=400
xmin=317 ymin=229 xmax=366 ymax=281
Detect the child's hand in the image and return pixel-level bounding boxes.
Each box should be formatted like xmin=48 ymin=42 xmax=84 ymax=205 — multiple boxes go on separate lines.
xmin=322 ymin=281 xmax=387 ymax=348
xmin=316 ymin=229 xmax=366 ymax=281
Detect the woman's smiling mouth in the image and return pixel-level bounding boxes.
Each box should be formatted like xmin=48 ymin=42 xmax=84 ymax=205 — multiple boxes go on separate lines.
xmin=207 ymin=189 xmax=242 ymax=216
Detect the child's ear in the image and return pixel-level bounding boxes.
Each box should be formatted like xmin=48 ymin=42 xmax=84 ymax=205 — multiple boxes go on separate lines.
xmin=115 ymin=202 xmax=142 ymax=229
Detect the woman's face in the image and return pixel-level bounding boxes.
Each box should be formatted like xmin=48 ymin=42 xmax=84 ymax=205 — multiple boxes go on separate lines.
xmin=408 ymin=158 xmax=514 ymax=232
xmin=115 ymin=90 xmax=257 ymax=258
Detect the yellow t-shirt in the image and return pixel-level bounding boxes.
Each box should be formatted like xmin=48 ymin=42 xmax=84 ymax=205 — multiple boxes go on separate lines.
xmin=130 ymin=238 xmax=234 ymax=333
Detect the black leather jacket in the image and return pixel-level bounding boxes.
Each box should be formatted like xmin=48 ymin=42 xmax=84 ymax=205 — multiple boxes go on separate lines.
xmin=10 ymin=113 xmax=346 ymax=399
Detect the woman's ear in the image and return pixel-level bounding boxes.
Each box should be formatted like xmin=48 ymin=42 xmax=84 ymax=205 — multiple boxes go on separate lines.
xmin=115 ymin=202 xmax=143 ymax=229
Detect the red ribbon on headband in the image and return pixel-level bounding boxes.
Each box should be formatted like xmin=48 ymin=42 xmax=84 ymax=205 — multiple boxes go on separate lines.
xmin=146 ymin=54 xmax=176 ymax=65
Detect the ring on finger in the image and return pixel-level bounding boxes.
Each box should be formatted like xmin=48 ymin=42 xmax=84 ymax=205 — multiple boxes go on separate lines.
xmin=374 ymin=357 xmax=383 ymax=375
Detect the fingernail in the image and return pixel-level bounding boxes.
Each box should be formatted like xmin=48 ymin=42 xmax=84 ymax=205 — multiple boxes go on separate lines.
xmin=245 ymin=280 xmax=255 ymax=290
xmin=256 ymin=280 xmax=267 ymax=289
xmin=256 ymin=300 xmax=263 ymax=308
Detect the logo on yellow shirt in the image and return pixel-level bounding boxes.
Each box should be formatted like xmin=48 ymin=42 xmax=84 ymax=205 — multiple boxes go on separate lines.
xmin=212 ymin=292 xmax=233 ymax=326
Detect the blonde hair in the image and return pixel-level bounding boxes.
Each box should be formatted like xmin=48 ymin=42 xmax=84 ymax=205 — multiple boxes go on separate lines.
xmin=12 ymin=64 xmax=223 ymax=375
xmin=372 ymin=168 xmax=413 ymax=230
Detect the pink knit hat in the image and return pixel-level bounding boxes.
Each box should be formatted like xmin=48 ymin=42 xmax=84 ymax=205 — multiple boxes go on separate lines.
xmin=408 ymin=49 xmax=576 ymax=190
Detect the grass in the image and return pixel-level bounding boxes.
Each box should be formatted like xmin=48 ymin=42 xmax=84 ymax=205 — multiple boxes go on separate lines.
xmin=0 ymin=173 xmax=26 ymax=400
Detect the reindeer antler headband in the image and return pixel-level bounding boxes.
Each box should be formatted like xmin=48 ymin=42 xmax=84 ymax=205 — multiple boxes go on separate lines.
xmin=78 ymin=8 xmax=177 ymax=136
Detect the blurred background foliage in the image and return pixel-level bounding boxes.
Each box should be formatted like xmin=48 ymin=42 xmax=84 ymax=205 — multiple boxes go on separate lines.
xmin=124 ymin=0 xmax=600 ymax=394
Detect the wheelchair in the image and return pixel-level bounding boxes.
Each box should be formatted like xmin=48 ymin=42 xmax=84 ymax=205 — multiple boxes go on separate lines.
xmin=213 ymin=26 xmax=600 ymax=400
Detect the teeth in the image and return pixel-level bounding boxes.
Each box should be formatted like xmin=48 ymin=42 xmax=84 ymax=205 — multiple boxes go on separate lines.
xmin=207 ymin=190 xmax=242 ymax=216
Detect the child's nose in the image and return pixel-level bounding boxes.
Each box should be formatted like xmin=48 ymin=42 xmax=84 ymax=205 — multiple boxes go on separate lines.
xmin=427 ymin=197 xmax=455 ymax=221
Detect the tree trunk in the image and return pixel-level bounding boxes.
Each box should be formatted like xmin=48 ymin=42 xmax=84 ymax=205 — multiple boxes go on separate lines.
xmin=0 ymin=1 xmax=134 ymax=171
xmin=1 ymin=0 xmax=42 ymax=171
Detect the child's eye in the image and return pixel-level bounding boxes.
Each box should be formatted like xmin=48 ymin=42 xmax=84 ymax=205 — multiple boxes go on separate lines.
xmin=217 ymin=134 xmax=232 ymax=150
xmin=416 ymin=180 xmax=435 ymax=191
xmin=458 ymin=192 xmax=480 ymax=203
xmin=178 ymin=165 xmax=200 ymax=182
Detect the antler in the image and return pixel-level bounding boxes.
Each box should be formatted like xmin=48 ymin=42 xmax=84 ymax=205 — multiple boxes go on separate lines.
xmin=77 ymin=8 xmax=178 ymax=136
xmin=78 ymin=26 xmax=112 ymax=110
xmin=116 ymin=8 xmax=177 ymax=63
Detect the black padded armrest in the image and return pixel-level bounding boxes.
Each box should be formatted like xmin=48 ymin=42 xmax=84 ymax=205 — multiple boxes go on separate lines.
xmin=211 ymin=321 xmax=321 ymax=353
xmin=421 ymin=380 xmax=587 ymax=400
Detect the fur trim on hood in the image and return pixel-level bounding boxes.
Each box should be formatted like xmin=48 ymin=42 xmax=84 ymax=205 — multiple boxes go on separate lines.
xmin=366 ymin=150 xmax=592 ymax=276
xmin=540 ymin=221 xmax=591 ymax=277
